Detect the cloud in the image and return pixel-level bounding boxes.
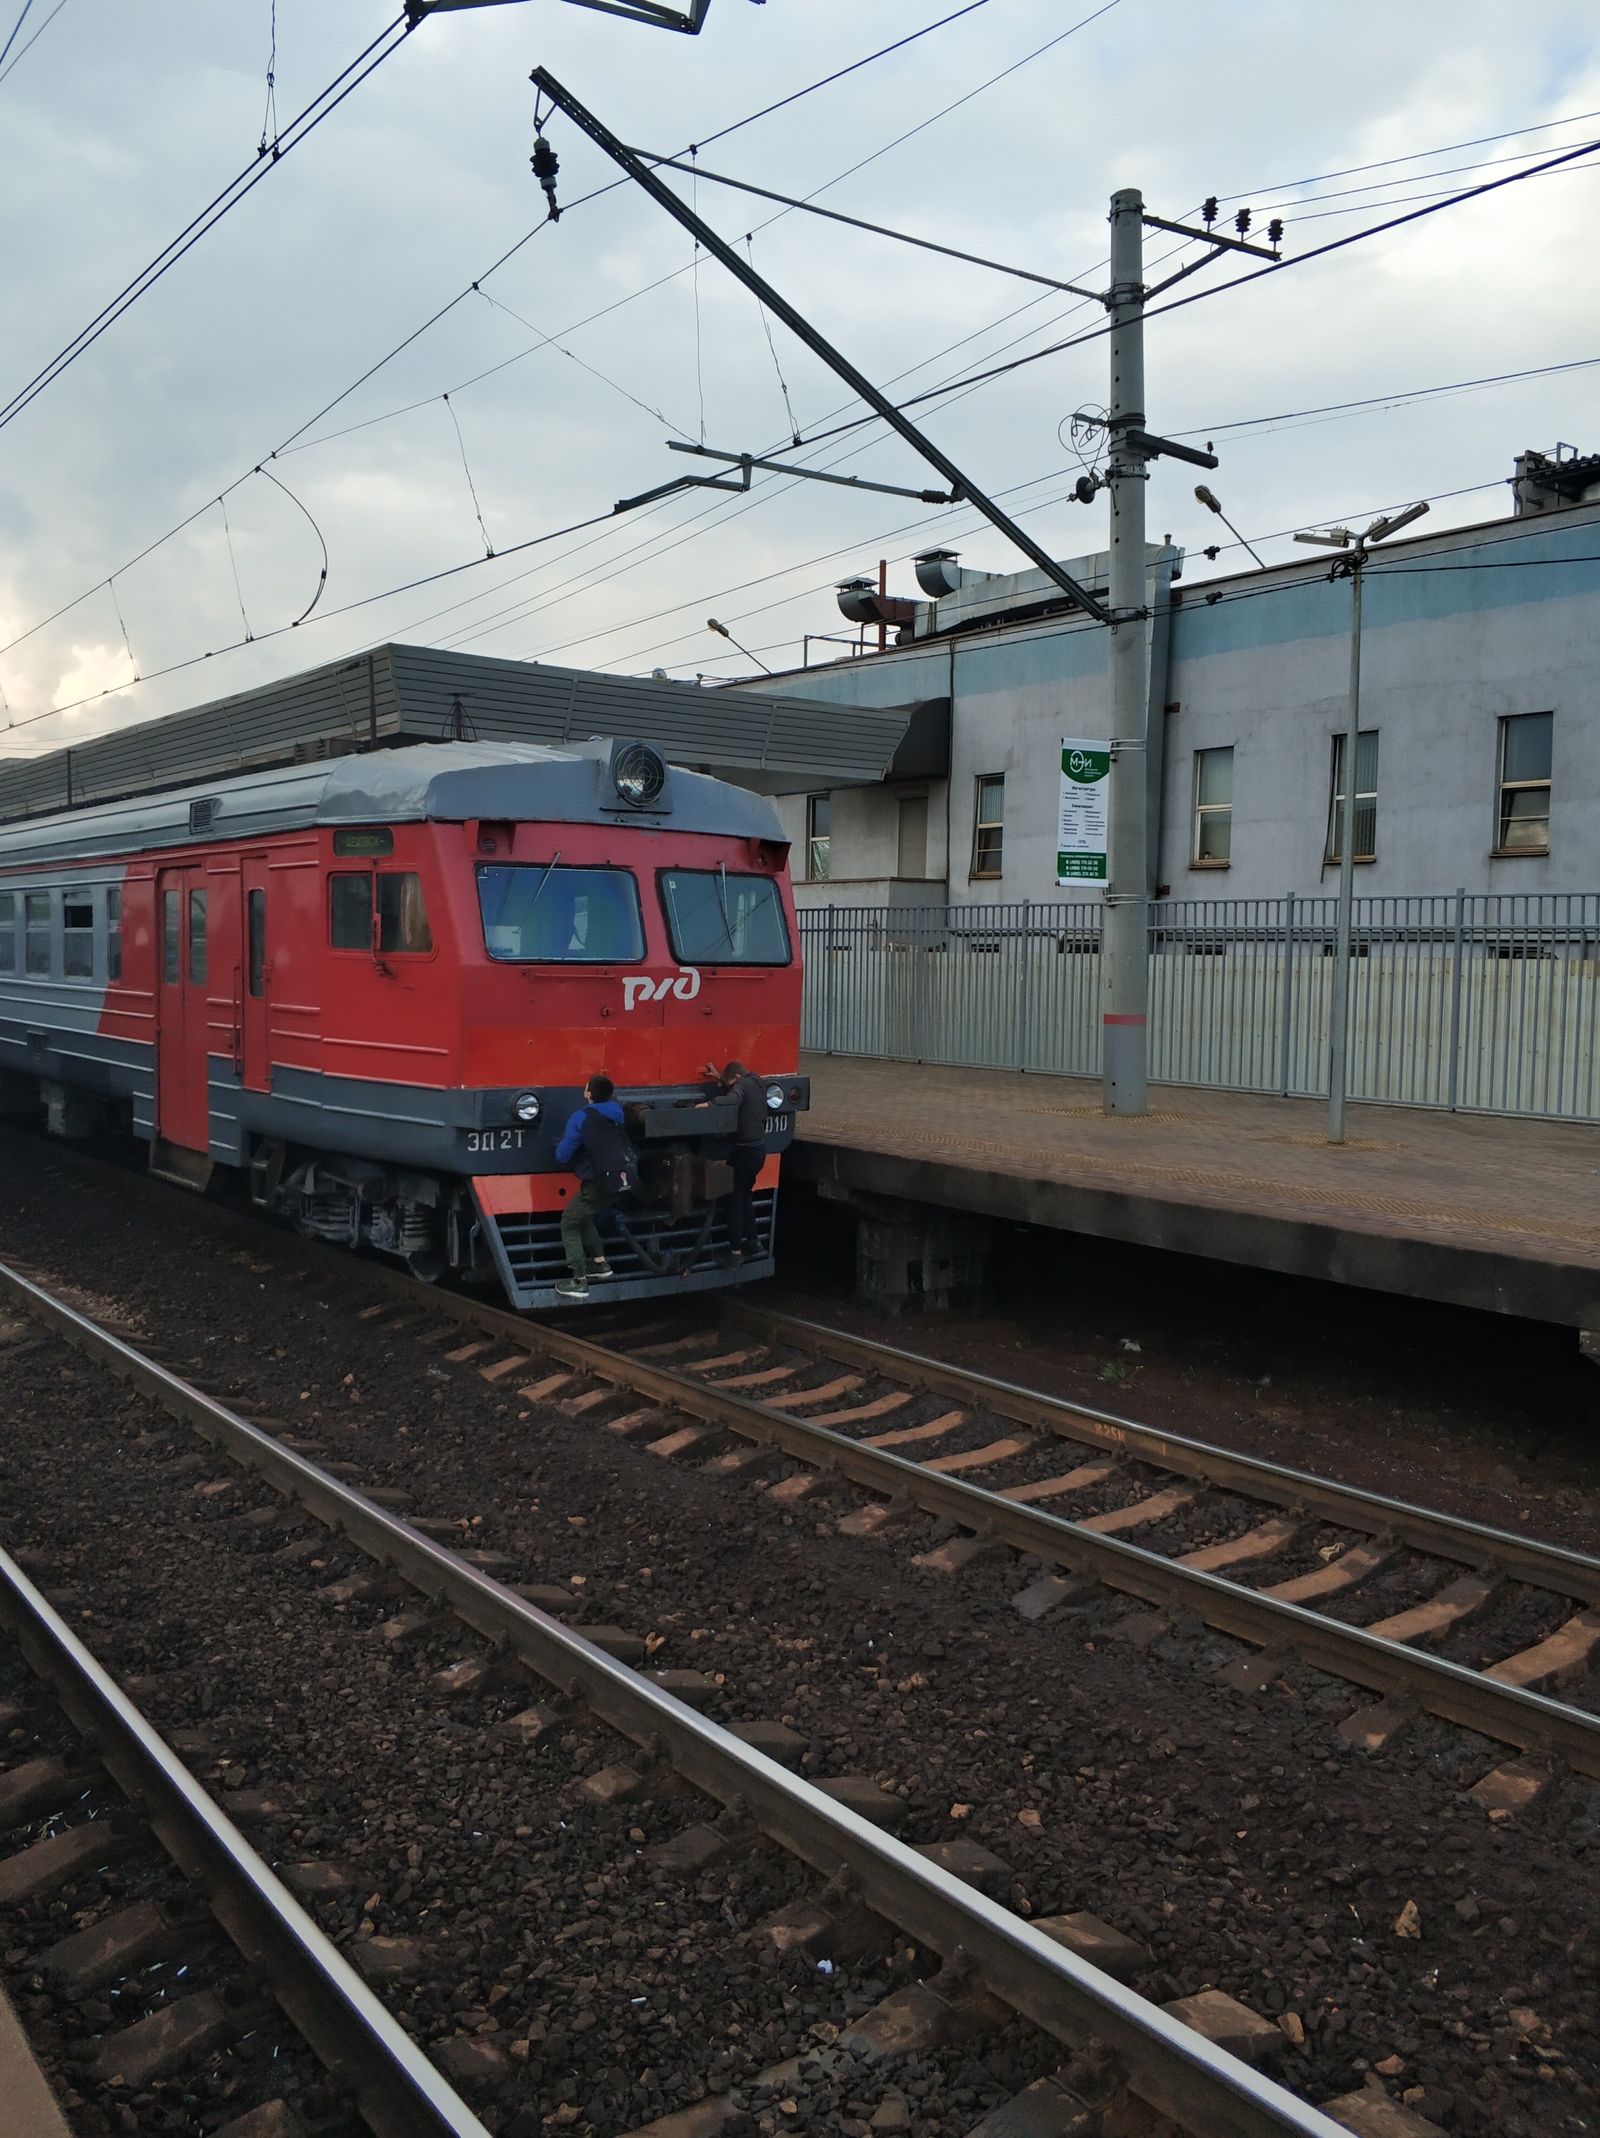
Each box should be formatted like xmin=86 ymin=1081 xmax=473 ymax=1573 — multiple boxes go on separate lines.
xmin=51 ymin=642 xmax=138 ymax=715
xmin=0 ymin=0 xmax=1597 ymax=746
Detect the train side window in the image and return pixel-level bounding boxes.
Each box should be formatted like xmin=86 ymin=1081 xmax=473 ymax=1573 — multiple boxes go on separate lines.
xmin=376 ymin=872 xmax=432 ymax=953
xmin=162 ymin=891 xmax=181 ymax=983
xmin=0 ymin=892 xmax=14 ymax=975
xmin=188 ymin=890 xmax=207 ymax=986
xmin=330 ymin=873 xmax=372 ymax=949
xmin=63 ymin=892 xmax=95 ymax=979
xmin=25 ymin=892 xmax=52 ymax=976
xmin=247 ymin=889 xmax=266 ymax=996
xmin=107 ymin=888 xmax=122 ymax=982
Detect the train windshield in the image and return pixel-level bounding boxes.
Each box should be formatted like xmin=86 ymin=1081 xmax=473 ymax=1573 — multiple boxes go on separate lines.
xmin=477 ymin=864 xmax=645 ymax=963
xmin=658 ymin=869 xmax=792 ymax=966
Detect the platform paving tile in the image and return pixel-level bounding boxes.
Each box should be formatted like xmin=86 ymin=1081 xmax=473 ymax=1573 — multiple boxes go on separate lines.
xmin=798 ymin=1055 xmax=1600 ymax=1277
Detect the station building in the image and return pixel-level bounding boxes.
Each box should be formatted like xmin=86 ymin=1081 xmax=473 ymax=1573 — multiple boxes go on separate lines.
xmin=741 ymin=448 xmax=1600 ymax=911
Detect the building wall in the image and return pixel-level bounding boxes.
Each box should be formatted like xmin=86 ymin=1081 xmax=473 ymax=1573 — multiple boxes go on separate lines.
xmin=749 ymin=501 xmax=1600 ymax=905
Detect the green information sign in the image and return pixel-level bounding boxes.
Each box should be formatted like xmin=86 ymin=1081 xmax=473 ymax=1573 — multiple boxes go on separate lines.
xmin=1057 ymin=738 xmax=1110 ymax=883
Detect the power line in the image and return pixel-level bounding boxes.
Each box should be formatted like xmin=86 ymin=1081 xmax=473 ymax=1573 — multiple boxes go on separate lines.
xmin=0 ymin=0 xmax=64 ymax=87
xmin=788 ymin=128 xmax=1600 ymax=453
xmin=0 ymin=14 xmax=415 ymax=439
xmin=0 ymin=0 xmax=1008 ymax=669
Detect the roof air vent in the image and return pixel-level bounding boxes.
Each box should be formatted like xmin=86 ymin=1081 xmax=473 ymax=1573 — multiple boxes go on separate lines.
xmin=188 ymin=797 xmax=219 ymax=834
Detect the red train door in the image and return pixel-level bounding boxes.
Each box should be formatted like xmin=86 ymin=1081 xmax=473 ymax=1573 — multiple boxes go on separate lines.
xmin=240 ymin=858 xmax=270 ymax=1091
xmin=155 ymin=867 xmax=211 ymax=1153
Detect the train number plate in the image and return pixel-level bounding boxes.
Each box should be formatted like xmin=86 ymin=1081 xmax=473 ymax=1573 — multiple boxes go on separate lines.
xmin=465 ymin=1129 xmax=527 ymax=1154
xmin=767 ymin=1115 xmax=792 ymax=1136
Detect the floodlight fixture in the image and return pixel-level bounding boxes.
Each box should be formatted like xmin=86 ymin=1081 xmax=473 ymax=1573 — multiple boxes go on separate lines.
xmin=1293 ymin=528 xmax=1352 ymax=548
xmin=707 ymin=618 xmax=771 ymax=673
xmin=1365 ymin=500 xmax=1430 ymax=544
xmin=1193 ymin=485 xmax=1266 ymax=568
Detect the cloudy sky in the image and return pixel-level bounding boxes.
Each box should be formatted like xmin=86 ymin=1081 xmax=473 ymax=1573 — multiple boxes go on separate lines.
xmin=1 ymin=0 xmax=1597 ymax=757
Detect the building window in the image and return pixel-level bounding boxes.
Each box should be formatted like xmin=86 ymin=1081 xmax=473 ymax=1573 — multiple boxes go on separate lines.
xmin=1325 ymin=729 xmax=1378 ymax=864
xmin=1191 ymin=747 xmax=1233 ymax=865
xmin=897 ymin=794 xmax=928 ymax=880
xmin=806 ymin=794 xmax=831 ymax=881
xmin=107 ymin=887 xmax=122 ymax=982
xmin=25 ymin=892 xmax=51 ymax=976
xmin=1496 ymin=711 xmax=1552 ymax=855
xmin=972 ymin=775 xmax=1004 ymax=878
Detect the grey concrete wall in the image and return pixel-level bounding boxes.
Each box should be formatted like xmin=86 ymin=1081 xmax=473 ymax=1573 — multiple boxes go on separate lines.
xmin=748 ymin=500 xmax=1600 ymax=906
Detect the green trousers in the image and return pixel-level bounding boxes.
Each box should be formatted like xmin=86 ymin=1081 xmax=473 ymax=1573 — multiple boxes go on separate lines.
xmin=560 ymin=1181 xmax=616 ymax=1277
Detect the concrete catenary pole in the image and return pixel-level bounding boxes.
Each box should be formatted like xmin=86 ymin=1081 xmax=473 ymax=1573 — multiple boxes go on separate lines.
xmin=1327 ymin=552 xmax=1364 ymax=1144
xmin=1102 ymin=187 xmax=1150 ymax=1115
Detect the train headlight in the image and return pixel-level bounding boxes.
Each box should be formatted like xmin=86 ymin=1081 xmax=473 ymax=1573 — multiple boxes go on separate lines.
xmin=765 ymin=1083 xmax=785 ymax=1111
xmin=513 ymin=1092 xmax=542 ymax=1124
xmin=613 ymin=742 xmax=666 ymax=807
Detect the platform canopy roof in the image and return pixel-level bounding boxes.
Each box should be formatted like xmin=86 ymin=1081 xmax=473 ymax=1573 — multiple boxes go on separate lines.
xmin=0 ymin=644 xmax=920 ymax=824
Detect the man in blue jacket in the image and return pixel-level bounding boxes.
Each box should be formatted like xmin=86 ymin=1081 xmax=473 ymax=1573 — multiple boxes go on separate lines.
xmin=554 ymin=1074 xmax=626 ymax=1302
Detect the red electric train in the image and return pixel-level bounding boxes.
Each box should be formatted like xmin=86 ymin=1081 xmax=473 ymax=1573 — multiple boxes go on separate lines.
xmin=0 ymin=736 xmax=808 ymax=1308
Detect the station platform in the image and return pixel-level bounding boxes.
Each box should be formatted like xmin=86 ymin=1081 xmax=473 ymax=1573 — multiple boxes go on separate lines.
xmin=788 ymin=1055 xmax=1600 ymax=1333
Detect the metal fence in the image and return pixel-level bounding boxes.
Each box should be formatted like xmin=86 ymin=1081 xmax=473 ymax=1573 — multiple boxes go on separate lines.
xmin=797 ymin=894 xmax=1600 ymax=1121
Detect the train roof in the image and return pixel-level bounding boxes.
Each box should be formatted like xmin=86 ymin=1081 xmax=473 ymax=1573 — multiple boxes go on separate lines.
xmin=0 ymin=739 xmax=785 ymax=870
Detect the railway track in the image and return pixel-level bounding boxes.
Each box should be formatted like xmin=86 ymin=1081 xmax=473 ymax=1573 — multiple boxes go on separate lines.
xmin=0 ymin=1547 xmax=490 ymax=2138
xmin=177 ymin=1233 xmax=1600 ymax=1791
xmin=0 ymin=1254 xmax=1399 ymax=2138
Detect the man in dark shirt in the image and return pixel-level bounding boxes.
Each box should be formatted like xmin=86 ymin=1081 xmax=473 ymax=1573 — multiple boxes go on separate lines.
xmin=699 ymin=1058 xmax=767 ymax=1265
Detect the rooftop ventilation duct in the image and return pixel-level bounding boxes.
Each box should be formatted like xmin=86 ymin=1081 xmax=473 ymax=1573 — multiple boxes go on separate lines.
xmin=913 ymin=549 xmax=966 ymax=598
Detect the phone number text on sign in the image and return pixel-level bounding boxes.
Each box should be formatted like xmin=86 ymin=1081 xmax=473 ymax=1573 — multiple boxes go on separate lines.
xmin=1058 ymin=738 xmax=1110 ymax=883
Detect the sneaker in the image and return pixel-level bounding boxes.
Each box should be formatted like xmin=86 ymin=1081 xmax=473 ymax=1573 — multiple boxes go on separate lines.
xmin=554 ymin=1277 xmax=590 ymax=1302
xmin=588 ymin=1258 xmax=614 ymax=1280
xmin=724 ymin=1249 xmax=745 ymax=1269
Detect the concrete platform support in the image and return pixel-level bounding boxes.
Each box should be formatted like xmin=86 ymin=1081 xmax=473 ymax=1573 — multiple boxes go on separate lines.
xmin=820 ymin=1184 xmax=992 ymax=1314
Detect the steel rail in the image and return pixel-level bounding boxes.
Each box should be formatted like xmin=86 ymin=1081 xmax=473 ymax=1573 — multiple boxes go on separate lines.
xmin=0 ymin=1549 xmax=490 ymax=2138
xmin=208 ymin=1251 xmax=1600 ymax=1778
xmin=0 ymin=1257 xmax=1347 ymax=2138
xmin=492 ymin=1313 xmax=1600 ymax=1777
xmin=727 ymin=1304 xmax=1600 ymax=1606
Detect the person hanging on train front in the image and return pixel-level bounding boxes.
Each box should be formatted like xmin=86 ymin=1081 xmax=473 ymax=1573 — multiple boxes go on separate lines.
xmin=702 ymin=1059 xmax=767 ymax=1267
xmin=553 ymin=1074 xmax=636 ymax=1302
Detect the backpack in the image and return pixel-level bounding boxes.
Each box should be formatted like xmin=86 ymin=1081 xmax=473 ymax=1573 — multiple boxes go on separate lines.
xmin=580 ymin=1107 xmax=640 ymax=1200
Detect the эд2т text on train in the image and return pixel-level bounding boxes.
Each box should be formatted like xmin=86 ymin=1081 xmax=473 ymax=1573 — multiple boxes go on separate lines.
xmin=0 ymin=736 xmax=809 ymax=1308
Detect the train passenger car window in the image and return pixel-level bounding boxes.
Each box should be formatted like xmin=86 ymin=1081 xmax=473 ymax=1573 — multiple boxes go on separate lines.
xmin=107 ymin=888 xmax=122 ymax=982
xmin=330 ymin=873 xmax=372 ymax=950
xmin=247 ymin=889 xmax=266 ymax=996
xmin=63 ymin=892 xmax=95 ymax=978
xmin=25 ymin=892 xmax=52 ymax=976
xmin=188 ymin=890 xmax=207 ymax=986
xmin=477 ymin=865 xmax=644 ymax=963
xmin=0 ymin=892 xmax=15 ymax=975
xmin=377 ymin=873 xmax=432 ymax=953
xmin=658 ymin=869 xmax=792 ymax=966
xmin=162 ymin=891 xmax=181 ymax=983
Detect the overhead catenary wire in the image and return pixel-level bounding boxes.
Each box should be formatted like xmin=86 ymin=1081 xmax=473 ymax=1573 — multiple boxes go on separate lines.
xmin=0 ymin=13 xmax=415 ymax=441
xmin=0 ymin=0 xmax=1018 ymax=677
xmin=0 ymin=0 xmax=63 ymax=87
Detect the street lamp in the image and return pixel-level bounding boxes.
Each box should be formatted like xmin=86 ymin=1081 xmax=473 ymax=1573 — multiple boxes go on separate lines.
xmin=707 ymin=617 xmax=772 ymax=673
xmin=1294 ymin=500 xmax=1429 ymax=1143
xmin=1194 ymin=484 xmax=1267 ymax=569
